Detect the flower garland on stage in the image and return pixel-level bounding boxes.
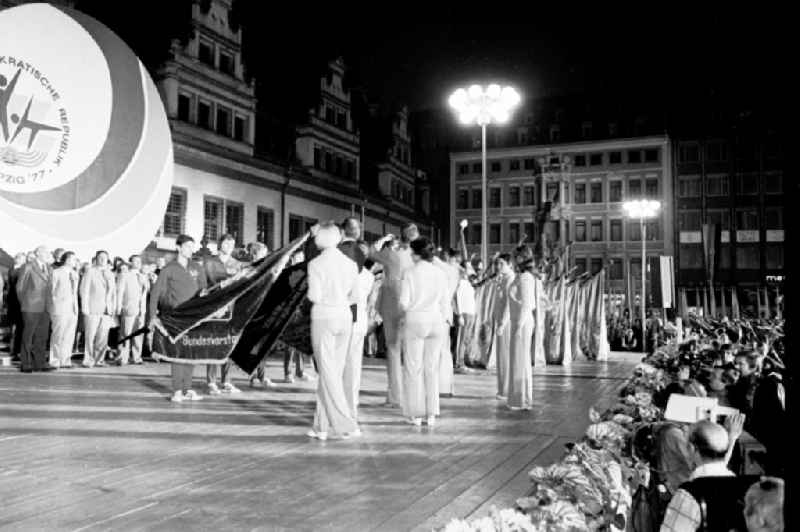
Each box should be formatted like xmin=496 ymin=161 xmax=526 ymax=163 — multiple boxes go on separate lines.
xmin=440 ymin=315 xmax=784 ymax=532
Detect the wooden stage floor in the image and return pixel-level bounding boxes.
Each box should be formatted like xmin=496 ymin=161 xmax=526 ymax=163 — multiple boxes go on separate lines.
xmin=0 ymin=353 xmax=638 ymax=531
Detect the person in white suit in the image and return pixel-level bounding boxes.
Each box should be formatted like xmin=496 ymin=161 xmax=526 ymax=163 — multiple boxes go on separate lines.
xmin=306 ymin=222 xmax=360 ymax=441
xmin=433 ymin=251 xmax=459 ymax=399
xmin=399 ymin=238 xmax=449 ymax=426
xmin=116 ymin=255 xmax=148 ymax=365
xmin=48 ymin=251 xmax=79 ymax=368
xmin=492 ymin=254 xmax=515 ymax=399
xmin=507 ymin=245 xmax=536 ymax=410
xmin=79 ymin=250 xmax=116 ymax=367
xmin=342 ymin=241 xmax=375 ymax=432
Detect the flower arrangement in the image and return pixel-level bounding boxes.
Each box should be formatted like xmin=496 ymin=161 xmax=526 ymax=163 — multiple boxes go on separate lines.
xmin=438 ymin=315 xmax=784 ymax=532
xmin=441 ymin=506 xmax=539 ymax=532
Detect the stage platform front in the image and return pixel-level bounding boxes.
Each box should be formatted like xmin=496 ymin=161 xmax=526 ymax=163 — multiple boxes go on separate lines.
xmin=0 ymin=353 xmax=638 ymax=531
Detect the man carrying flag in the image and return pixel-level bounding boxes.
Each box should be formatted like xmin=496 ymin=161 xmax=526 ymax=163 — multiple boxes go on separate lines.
xmin=148 ymin=235 xmax=207 ymax=402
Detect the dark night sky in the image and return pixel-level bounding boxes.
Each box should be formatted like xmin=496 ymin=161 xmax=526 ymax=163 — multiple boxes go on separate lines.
xmin=73 ymin=2 xmax=788 ymax=117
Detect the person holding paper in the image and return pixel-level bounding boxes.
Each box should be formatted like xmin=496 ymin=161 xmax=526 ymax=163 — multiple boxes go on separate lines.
xmin=660 ymin=417 xmax=748 ymax=532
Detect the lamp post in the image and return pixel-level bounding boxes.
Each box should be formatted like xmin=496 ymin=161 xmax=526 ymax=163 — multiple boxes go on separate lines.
xmin=449 ymin=84 xmax=520 ymax=267
xmin=622 ymin=199 xmax=661 ymax=353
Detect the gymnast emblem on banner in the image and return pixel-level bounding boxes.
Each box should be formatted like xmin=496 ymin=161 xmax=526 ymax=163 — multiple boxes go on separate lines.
xmin=0 ymin=63 xmax=65 ymax=177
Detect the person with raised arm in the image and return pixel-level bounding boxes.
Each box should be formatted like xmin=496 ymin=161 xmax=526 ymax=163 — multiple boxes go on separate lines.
xmin=370 ymin=223 xmax=418 ymax=407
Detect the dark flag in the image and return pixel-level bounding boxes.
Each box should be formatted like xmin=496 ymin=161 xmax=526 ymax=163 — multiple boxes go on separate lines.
xmin=151 ymin=234 xmax=310 ymax=366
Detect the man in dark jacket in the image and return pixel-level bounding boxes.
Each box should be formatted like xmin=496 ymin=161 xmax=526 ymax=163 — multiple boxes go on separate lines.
xmin=16 ymin=245 xmax=55 ymax=372
xmin=148 ymin=235 xmax=207 ymax=402
xmin=7 ymin=253 xmax=26 ymax=360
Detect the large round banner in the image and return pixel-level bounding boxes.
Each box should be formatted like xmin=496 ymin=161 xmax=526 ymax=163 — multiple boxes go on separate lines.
xmin=0 ymin=3 xmax=173 ymax=259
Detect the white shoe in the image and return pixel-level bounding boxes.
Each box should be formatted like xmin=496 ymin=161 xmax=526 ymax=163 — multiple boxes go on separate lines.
xmin=349 ymin=428 xmax=363 ymax=437
xmin=263 ymin=378 xmax=276 ymax=388
xmin=222 ymin=382 xmax=241 ymax=394
xmin=426 ymin=416 xmax=436 ymax=426
xmin=170 ymin=391 xmax=184 ymax=403
xmin=406 ymin=417 xmax=422 ymax=426
xmin=496 ymin=394 xmax=507 ymax=400
xmin=183 ymin=390 xmax=203 ymax=401
xmin=298 ymin=374 xmax=315 ymax=382
xmin=307 ymin=430 xmax=328 ymax=441
xmin=208 ymin=382 xmax=222 ymax=395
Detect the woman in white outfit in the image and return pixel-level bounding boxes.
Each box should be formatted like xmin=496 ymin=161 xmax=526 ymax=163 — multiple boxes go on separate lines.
xmin=343 ymin=242 xmax=375 ymax=432
xmin=507 ymin=245 xmax=535 ymax=410
xmin=492 ymin=253 xmax=515 ymax=400
xmin=399 ymin=238 xmax=449 ymax=426
xmin=48 ymin=251 xmax=79 ymax=368
xmin=306 ymin=223 xmax=360 ymax=440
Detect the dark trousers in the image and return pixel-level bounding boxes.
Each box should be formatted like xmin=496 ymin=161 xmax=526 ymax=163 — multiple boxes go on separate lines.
xmin=11 ymin=320 xmax=23 ymax=357
xmin=20 ymin=311 xmax=50 ymax=370
xmin=449 ymin=315 xmax=459 ymax=366
xmin=207 ymin=360 xmax=232 ymax=384
xmin=283 ymin=348 xmax=304 ymax=377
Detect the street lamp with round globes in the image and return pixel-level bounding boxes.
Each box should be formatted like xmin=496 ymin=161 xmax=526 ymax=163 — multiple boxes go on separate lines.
xmin=449 ymin=84 xmax=521 ymax=267
xmin=622 ymin=199 xmax=661 ymax=352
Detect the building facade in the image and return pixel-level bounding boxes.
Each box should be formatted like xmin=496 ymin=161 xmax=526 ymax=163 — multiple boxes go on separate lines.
xmin=146 ymin=0 xmax=429 ymax=258
xmin=451 ymin=136 xmax=673 ymax=301
xmin=673 ymin=125 xmax=785 ymax=316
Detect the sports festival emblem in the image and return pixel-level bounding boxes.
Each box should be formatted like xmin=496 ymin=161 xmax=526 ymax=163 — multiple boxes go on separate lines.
xmin=0 ymin=3 xmax=174 ymax=259
xmin=0 ymin=64 xmax=65 ymax=173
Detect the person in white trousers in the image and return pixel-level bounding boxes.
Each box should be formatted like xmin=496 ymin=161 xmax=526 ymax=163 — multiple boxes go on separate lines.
xmin=399 ymin=238 xmax=448 ymax=427
xmin=79 ymin=251 xmax=116 ymax=367
xmin=343 ymin=242 xmax=375 ymax=431
xmin=492 ymin=254 xmax=515 ymax=399
xmin=307 ymin=222 xmax=360 ymax=441
xmin=116 ymin=255 xmax=148 ymax=365
xmin=48 ymin=251 xmax=79 ymax=368
xmin=433 ymin=252 xmax=459 ymax=400
xmin=371 ymin=224 xmax=418 ymax=408
xmin=507 ymin=246 xmax=536 ymax=410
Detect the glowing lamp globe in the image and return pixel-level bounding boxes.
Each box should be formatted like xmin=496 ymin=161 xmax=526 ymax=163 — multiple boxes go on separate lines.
xmin=0 ymin=3 xmax=173 ymax=258
xmin=448 ymin=84 xmax=521 ymax=126
xmin=622 ymin=199 xmax=661 ymax=219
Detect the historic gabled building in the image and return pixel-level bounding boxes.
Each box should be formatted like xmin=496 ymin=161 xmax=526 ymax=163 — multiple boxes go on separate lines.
xmin=143 ymin=2 xmax=431 ymax=258
xmin=147 ymin=0 xmax=283 ymax=259
xmin=371 ymin=106 xmax=432 ymax=241
xmin=295 ymin=57 xmax=360 ymax=190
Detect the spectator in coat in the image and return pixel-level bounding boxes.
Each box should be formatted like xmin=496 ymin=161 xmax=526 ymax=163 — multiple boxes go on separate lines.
xmin=7 ymin=253 xmax=26 ymax=360
xmin=48 ymin=251 xmax=80 ymax=368
xmin=116 ymin=255 xmax=149 ymax=365
xmin=79 ymin=251 xmax=117 ymax=367
xmin=16 ymin=245 xmax=55 ymax=372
